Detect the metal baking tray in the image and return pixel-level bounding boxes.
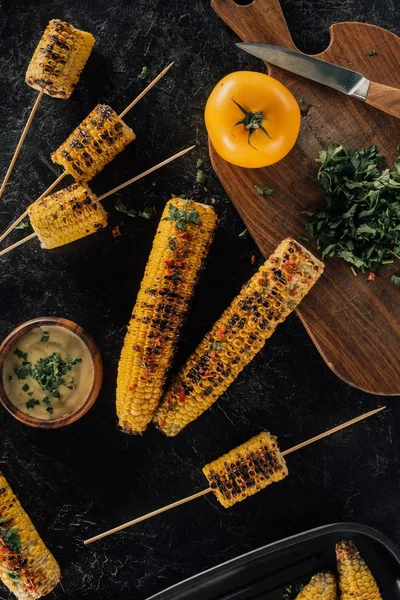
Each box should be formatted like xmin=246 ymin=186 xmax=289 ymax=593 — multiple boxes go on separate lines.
xmin=147 ymin=523 xmax=400 ymax=599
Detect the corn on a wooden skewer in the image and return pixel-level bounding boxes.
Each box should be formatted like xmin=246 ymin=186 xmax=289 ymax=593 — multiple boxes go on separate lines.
xmin=51 ymin=104 xmax=136 ymax=181
xmin=202 ymin=432 xmax=287 ymax=508
xmin=336 ymin=540 xmax=382 ymax=599
xmin=25 ymin=19 xmax=95 ymax=99
xmin=0 ymin=146 xmax=195 ymax=257
xmin=28 ymin=183 xmax=108 ymax=249
xmin=0 ymin=20 xmax=94 ymax=200
xmin=83 ymin=407 xmax=385 ymax=545
xmin=0 ymin=473 xmax=60 ymax=599
xmin=0 ymin=63 xmax=173 ymax=243
xmin=153 ymin=238 xmax=324 ymax=436
xmin=116 ymin=198 xmax=218 ymax=434
xmin=295 ymin=572 xmax=338 ymax=599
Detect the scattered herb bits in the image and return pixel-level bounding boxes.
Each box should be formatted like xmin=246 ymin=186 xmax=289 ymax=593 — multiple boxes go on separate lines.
xmin=137 ymin=65 xmax=150 ymax=80
xmin=41 ymin=331 xmax=50 ymax=343
xmin=391 ymin=274 xmax=400 ymax=289
xmin=305 ymin=144 xmax=400 ymax=280
xmin=114 ymin=198 xmax=153 ymax=219
xmin=368 ymin=49 xmax=377 ymax=56
xmin=254 ymin=184 xmax=274 ymax=196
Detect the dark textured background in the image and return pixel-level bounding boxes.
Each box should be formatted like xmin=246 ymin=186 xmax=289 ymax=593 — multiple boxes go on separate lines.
xmin=0 ymin=1 xmax=399 ymax=598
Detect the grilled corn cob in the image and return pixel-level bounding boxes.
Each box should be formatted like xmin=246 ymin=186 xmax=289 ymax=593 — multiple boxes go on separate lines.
xmin=28 ymin=182 xmax=107 ymax=249
xmin=116 ymin=198 xmax=218 ymax=434
xmin=202 ymin=432 xmax=288 ymax=508
xmin=154 ymin=238 xmax=324 ymax=436
xmin=25 ymin=19 xmax=95 ymax=99
xmin=0 ymin=472 xmax=60 ymax=599
xmin=295 ymin=572 xmax=338 ymax=599
xmin=51 ymin=104 xmax=136 ymax=181
xmin=336 ymin=540 xmax=382 ymax=599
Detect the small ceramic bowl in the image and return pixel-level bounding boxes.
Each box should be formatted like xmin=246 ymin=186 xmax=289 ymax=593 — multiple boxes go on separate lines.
xmin=0 ymin=317 xmax=103 ymax=429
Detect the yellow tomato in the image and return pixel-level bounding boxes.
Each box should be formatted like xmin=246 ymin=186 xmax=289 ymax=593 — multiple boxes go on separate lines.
xmin=205 ymin=71 xmax=301 ymax=168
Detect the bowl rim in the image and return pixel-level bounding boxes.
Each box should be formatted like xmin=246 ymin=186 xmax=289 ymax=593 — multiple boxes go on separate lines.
xmin=0 ymin=317 xmax=103 ymax=429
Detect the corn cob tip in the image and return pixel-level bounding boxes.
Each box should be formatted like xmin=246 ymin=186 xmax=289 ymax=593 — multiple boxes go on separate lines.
xmin=336 ymin=540 xmax=382 ymax=600
xmin=295 ymin=571 xmax=338 ymax=599
xmin=26 ymin=19 xmax=95 ymax=99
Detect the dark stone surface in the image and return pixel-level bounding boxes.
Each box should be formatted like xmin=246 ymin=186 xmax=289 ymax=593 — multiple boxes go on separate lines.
xmin=0 ymin=1 xmax=399 ymax=598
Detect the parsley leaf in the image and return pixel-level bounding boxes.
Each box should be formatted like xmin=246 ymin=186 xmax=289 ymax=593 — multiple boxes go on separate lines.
xmin=254 ymin=184 xmax=274 ymax=196
xmin=14 ymin=221 xmax=29 ymax=230
xmin=137 ymin=66 xmax=150 ymax=80
xmin=26 ymin=398 xmax=40 ymax=409
xmin=163 ymin=201 xmax=201 ymax=231
xmin=115 ymin=198 xmax=152 ymax=219
xmin=391 ymin=274 xmax=400 ymax=289
xmin=40 ymin=331 xmax=50 ymax=343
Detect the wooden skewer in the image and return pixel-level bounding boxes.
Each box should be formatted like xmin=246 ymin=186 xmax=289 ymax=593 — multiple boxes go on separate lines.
xmin=0 ymin=63 xmax=174 ymax=241
xmin=0 ymin=145 xmax=195 ymax=258
xmin=0 ymin=89 xmax=44 ymax=200
xmin=83 ymin=406 xmax=385 ymax=545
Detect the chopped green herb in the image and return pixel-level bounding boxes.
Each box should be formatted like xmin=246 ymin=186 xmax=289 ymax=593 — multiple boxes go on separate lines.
xmin=14 ymin=221 xmax=29 ymax=230
xmin=28 ymin=391 xmax=33 ymax=396
xmin=0 ymin=523 xmax=21 ymax=553
xmin=299 ymin=97 xmax=305 ymax=104
xmin=7 ymin=569 xmax=20 ymax=581
xmin=299 ymin=236 xmax=309 ymax=242
xmin=238 ymin=228 xmax=249 ymax=239
xmin=168 ymin=237 xmax=177 ymax=252
xmin=25 ymin=398 xmax=40 ymax=409
xmin=391 ymin=274 xmax=400 ymax=289
xmin=163 ymin=201 xmax=201 ymax=231
xmin=368 ymin=49 xmax=377 ymax=56
xmin=210 ymin=342 xmax=226 ymax=351
xmin=46 ymin=406 xmax=54 ymax=414
xmin=14 ymin=348 xmax=27 ymax=360
xmin=115 ymin=198 xmax=152 ymax=219
xmin=283 ymin=583 xmax=304 ymax=600
xmin=40 ymin=331 xmax=50 ymax=343
xmin=254 ymin=184 xmax=274 ymax=196
xmin=15 ymin=365 xmax=31 ymax=380
xmin=196 ymin=169 xmax=208 ymax=186
xmin=137 ymin=65 xmax=150 ymax=80
xmin=196 ymin=159 xmax=203 ymax=168
xmin=22 ymin=383 xmax=29 ymax=392
xmin=304 ymin=144 xmax=400 ymax=275
xmin=51 ymin=389 xmax=60 ymax=398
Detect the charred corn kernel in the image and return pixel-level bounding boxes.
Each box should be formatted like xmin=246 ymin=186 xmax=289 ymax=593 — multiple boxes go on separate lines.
xmin=202 ymin=432 xmax=288 ymax=508
xmin=116 ymin=198 xmax=218 ymax=434
xmin=336 ymin=540 xmax=382 ymax=600
xmin=295 ymin=572 xmax=338 ymax=599
xmin=51 ymin=105 xmax=136 ymax=181
xmin=154 ymin=238 xmax=324 ymax=436
xmin=28 ymin=182 xmax=107 ymax=250
xmin=25 ymin=19 xmax=95 ymax=99
xmin=0 ymin=472 xmax=60 ymax=599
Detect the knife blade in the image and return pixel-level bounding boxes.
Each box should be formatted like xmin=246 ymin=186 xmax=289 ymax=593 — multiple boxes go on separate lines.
xmin=237 ymin=42 xmax=370 ymax=99
xmin=237 ymin=42 xmax=400 ymax=120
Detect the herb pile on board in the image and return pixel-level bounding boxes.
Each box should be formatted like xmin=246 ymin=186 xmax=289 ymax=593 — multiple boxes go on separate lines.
xmin=304 ymin=144 xmax=400 ymax=282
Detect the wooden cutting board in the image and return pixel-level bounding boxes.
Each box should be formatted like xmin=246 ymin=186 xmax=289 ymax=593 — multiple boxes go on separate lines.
xmin=210 ymin=0 xmax=400 ymax=396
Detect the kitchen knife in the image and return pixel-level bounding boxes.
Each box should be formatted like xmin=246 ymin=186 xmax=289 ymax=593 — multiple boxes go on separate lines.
xmin=237 ymin=42 xmax=400 ymax=119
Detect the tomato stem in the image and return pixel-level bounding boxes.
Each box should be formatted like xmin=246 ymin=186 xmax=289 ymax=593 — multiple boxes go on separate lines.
xmin=231 ymin=98 xmax=272 ymax=149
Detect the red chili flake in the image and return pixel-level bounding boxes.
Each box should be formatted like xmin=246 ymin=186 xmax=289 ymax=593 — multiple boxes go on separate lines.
xmin=368 ymin=272 xmax=376 ymax=281
xmin=152 ymin=206 xmax=157 ymax=213
xmin=112 ymin=225 xmax=121 ymax=238
xmin=281 ymin=259 xmax=297 ymax=281
xmin=178 ymin=390 xmax=186 ymax=403
xmin=132 ymin=344 xmax=141 ymax=351
xmin=128 ymin=384 xmax=137 ymax=392
xmin=216 ymin=328 xmax=224 ymax=340
xmin=159 ymin=420 xmax=166 ymax=428
xmin=251 ymin=255 xmax=256 ymax=265
xmin=258 ymin=278 xmax=266 ymax=286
